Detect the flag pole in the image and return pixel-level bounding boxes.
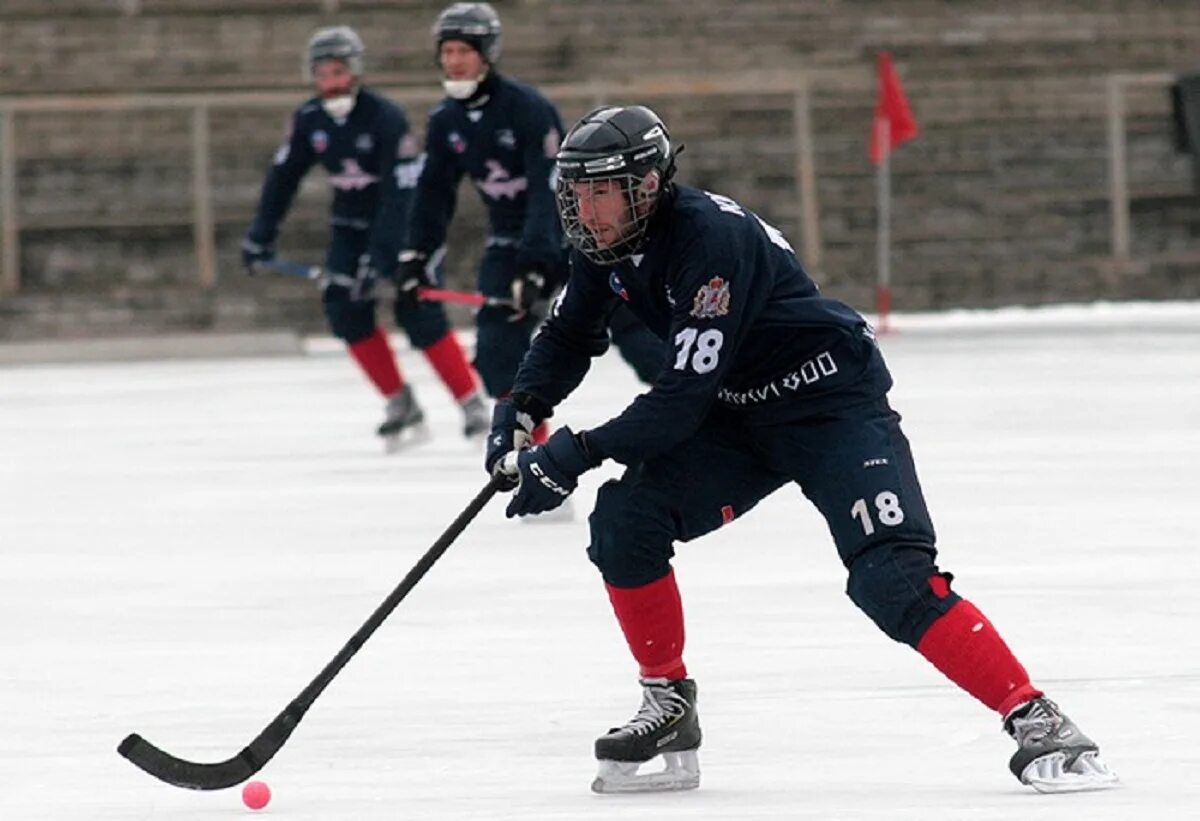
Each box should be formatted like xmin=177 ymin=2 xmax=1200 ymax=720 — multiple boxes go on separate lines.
xmin=875 ymin=115 xmax=892 ymax=334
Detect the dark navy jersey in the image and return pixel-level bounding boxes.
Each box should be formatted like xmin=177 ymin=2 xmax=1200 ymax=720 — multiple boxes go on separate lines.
xmin=513 ymin=185 xmax=894 ymax=466
xmin=406 ymin=73 xmax=565 ymax=273
xmin=246 ymin=87 xmax=419 ymax=275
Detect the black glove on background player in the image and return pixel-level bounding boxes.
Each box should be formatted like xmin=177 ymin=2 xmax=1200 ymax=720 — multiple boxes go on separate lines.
xmin=395 ymin=250 xmax=431 ymax=309
xmin=509 ymin=265 xmax=547 ymax=319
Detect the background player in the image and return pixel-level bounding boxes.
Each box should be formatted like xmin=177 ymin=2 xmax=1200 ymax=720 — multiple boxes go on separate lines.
xmin=486 ymin=105 xmax=1118 ymax=795
xmin=241 ymin=25 xmax=485 ymax=449
xmin=395 ymin=3 xmax=661 ymax=448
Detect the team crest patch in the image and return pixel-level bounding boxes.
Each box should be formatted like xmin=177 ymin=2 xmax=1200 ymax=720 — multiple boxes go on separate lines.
xmin=310 ymin=130 xmax=329 ymax=153
xmin=609 ymin=271 xmax=630 ymax=301
xmin=690 ymin=277 xmax=731 ymax=318
xmin=448 ymin=131 xmax=466 ymax=154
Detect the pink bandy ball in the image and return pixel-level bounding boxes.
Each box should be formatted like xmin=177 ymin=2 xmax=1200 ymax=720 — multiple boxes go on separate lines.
xmin=241 ymin=780 xmax=271 ymax=811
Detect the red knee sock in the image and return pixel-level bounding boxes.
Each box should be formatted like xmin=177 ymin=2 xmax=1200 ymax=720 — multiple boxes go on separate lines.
xmin=917 ymin=598 xmax=1042 ymax=716
xmin=348 ymin=329 xmax=403 ymax=397
xmin=605 ymin=570 xmax=687 ymax=680
xmin=422 ymin=332 xmax=479 ymax=402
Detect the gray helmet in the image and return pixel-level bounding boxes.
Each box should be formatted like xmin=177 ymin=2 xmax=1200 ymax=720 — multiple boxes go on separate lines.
xmin=555 ymin=106 xmax=677 ymax=265
xmin=433 ymin=3 xmax=502 ymax=64
xmin=305 ymin=26 xmax=365 ymax=79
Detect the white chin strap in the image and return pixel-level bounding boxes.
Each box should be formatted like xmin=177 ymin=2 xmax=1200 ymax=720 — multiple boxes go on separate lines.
xmin=442 ymin=77 xmax=481 ymax=100
xmin=321 ymin=94 xmax=356 ymax=120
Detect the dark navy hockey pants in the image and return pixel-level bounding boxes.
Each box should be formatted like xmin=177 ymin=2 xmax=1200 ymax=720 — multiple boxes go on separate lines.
xmin=321 ymin=226 xmax=450 ymax=349
xmin=587 ymin=397 xmax=961 ymax=648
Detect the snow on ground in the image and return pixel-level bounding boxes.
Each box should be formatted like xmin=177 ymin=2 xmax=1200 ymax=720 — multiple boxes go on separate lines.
xmin=2 ymin=302 xmax=1198 ymax=819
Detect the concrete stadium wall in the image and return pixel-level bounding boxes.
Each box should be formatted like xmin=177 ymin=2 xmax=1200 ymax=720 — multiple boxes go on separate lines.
xmin=1 ymin=0 xmax=1198 ymax=339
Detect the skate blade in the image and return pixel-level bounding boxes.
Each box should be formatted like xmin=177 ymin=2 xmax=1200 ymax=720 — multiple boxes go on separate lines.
xmin=591 ymin=750 xmax=700 ymax=794
xmin=1021 ymin=751 xmax=1119 ymax=794
xmin=381 ymin=422 xmax=432 ymax=454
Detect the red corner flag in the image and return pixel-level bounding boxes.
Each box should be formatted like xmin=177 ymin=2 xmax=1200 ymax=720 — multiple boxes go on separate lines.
xmin=870 ymin=51 xmax=918 ymax=165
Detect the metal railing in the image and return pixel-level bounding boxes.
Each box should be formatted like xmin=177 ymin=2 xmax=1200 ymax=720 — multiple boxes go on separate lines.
xmin=0 ymin=72 xmax=825 ymax=297
xmin=114 ymin=1 xmax=373 ymax=14
xmin=1105 ymin=70 xmax=1188 ymax=262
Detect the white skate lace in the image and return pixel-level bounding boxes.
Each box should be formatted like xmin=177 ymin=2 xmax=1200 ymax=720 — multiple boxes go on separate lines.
xmin=621 ymin=683 xmax=687 ymax=736
xmin=1010 ymin=699 xmax=1062 ymax=746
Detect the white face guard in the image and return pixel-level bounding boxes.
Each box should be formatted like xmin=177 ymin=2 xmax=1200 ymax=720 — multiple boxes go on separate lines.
xmin=442 ymin=75 xmax=485 ymax=100
xmin=321 ymin=94 xmax=357 ymax=120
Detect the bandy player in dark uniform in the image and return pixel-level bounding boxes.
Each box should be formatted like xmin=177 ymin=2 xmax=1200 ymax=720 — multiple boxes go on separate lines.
xmin=485 ymin=106 xmax=1118 ymax=795
xmin=242 ymin=26 xmax=485 ymax=450
xmin=395 ymin=3 xmax=661 ymax=452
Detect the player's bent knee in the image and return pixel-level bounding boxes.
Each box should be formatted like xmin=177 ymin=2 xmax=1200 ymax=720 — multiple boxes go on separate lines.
xmin=474 ymin=346 xmax=520 ymax=397
xmin=845 ymin=542 xmax=960 ymax=647
xmin=587 ymin=479 xmax=674 ymax=587
xmin=393 ymin=303 xmax=450 ymax=350
xmin=323 ymin=300 xmax=374 ymax=344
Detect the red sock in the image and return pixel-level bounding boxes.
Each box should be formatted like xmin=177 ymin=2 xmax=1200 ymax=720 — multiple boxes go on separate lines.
xmin=422 ymin=332 xmax=479 ymax=402
xmin=348 ymin=329 xmax=403 ymax=397
xmin=917 ymin=599 xmax=1042 ymax=716
xmin=605 ymin=570 xmax=687 ymax=680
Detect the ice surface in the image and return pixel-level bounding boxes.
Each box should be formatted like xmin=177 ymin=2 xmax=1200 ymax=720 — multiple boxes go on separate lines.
xmin=2 ymin=303 xmax=1197 ymax=819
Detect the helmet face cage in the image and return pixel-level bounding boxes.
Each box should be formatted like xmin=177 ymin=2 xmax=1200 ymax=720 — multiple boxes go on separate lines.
xmin=434 ymin=3 xmax=502 ymax=63
xmin=556 ymin=171 xmax=661 ymax=266
xmin=555 ymin=106 xmax=675 ymax=265
xmin=306 ymin=26 xmax=365 ymax=78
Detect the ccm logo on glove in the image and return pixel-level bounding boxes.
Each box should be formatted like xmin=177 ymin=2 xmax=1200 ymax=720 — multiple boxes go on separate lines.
xmin=530 ymin=461 xmax=571 ymax=497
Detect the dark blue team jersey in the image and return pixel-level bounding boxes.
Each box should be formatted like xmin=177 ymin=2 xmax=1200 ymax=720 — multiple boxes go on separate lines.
xmin=406 ymin=74 xmax=565 ymax=274
xmin=513 ymin=185 xmax=894 ymax=466
xmin=247 ymin=87 xmax=419 ymax=274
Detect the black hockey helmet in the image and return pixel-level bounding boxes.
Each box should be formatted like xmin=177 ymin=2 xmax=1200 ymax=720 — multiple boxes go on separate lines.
xmin=305 ymin=25 xmax=365 ymax=78
xmin=555 ymin=105 xmax=678 ymax=265
xmin=433 ymin=2 xmax=502 ymax=64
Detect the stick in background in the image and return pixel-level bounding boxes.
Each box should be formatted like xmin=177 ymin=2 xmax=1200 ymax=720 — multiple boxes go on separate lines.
xmin=255 ymin=259 xmax=512 ymax=308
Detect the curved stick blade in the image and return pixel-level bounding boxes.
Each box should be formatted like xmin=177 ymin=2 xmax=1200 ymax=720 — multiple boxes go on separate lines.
xmin=118 ymin=709 xmax=300 ymax=790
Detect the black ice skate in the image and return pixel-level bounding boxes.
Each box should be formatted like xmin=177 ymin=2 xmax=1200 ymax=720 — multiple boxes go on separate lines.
xmin=591 ymin=677 xmax=701 ymax=794
xmin=1004 ymin=697 xmax=1118 ymax=793
xmin=460 ymin=393 xmax=489 ymax=439
xmin=376 ymin=385 xmax=430 ymax=453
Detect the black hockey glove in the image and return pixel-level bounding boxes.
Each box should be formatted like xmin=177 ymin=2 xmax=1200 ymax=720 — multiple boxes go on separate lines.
xmin=485 ymin=399 xmax=537 ymax=491
xmin=505 ymin=427 xmax=598 ymax=518
xmin=509 ymin=265 xmax=547 ymax=321
xmin=394 ymin=250 xmax=430 ymax=310
xmin=240 ymin=234 xmax=276 ymax=275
